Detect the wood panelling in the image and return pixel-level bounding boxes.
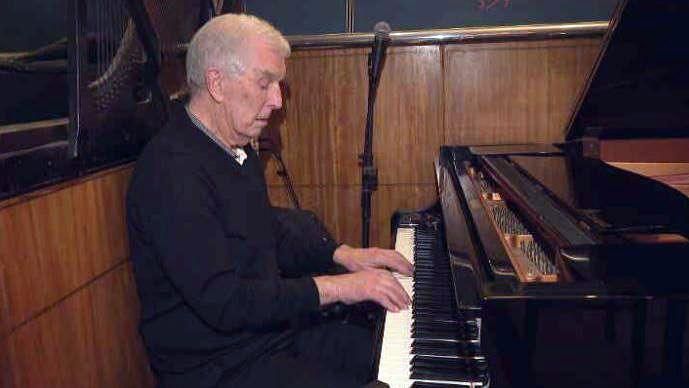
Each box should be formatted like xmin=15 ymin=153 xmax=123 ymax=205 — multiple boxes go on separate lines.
xmin=443 ymin=38 xmax=600 ymax=146
xmin=6 ymin=263 xmax=153 ymax=388
xmin=266 ymin=45 xmax=443 ymax=187
xmin=373 ymin=46 xmax=444 ymax=185
xmin=264 ymin=48 xmax=367 ymax=187
xmin=0 ymin=166 xmax=132 ymax=329
xmin=266 ymin=37 xmax=602 ymax=247
xmin=1 ymin=165 xmax=154 ymax=387
xmin=89 ymin=262 xmax=154 ymax=387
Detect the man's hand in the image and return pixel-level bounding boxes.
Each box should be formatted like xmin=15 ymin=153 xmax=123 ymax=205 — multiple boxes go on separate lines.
xmin=313 ymin=270 xmax=411 ymax=312
xmin=333 ymin=244 xmax=413 ymax=277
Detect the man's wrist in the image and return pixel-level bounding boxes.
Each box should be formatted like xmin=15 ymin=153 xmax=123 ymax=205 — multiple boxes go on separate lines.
xmin=332 ymin=244 xmax=354 ymax=269
xmin=313 ymin=275 xmax=340 ymax=306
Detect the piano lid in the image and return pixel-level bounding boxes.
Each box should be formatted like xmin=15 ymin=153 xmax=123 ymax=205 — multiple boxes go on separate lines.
xmin=565 ymin=0 xmax=689 ymax=141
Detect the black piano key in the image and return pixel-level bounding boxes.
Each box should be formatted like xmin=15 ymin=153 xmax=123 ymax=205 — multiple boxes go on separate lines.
xmin=412 ymin=340 xmax=482 ymax=357
xmin=413 ymin=301 xmax=454 ymax=310
xmin=411 ymin=346 xmax=464 ymax=357
xmin=413 ymin=328 xmax=468 ymax=341
xmin=413 ymin=295 xmax=453 ymax=302
xmin=411 ymin=382 xmax=478 ymax=388
xmin=412 ymin=357 xmax=477 ymax=374
xmin=413 ymin=317 xmax=462 ymax=325
xmin=410 ymin=366 xmax=476 ymax=382
xmin=391 ymin=221 xmax=490 ymax=387
xmin=412 ymin=322 xmax=476 ymax=335
xmin=413 ymin=309 xmax=456 ymax=318
xmin=412 ymin=337 xmax=480 ymax=347
xmin=413 ymin=287 xmax=452 ymax=293
xmin=413 ymin=328 xmax=478 ymax=341
xmin=413 ymin=292 xmax=453 ymax=300
xmin=412 ymin=310 xmax=456 ymax=317
xmin=412 ymin=355 xmax=488 ymax=373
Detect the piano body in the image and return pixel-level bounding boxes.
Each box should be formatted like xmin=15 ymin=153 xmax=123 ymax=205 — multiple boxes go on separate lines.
xmin=379 ymin=1 xmax=689 ymax=387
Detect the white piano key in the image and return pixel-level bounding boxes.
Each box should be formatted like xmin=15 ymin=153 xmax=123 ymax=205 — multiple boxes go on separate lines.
xmin=378 ymin=227 xmax=415 ymax=388
xmin=377 ymin=226 xmax=487 ymax=388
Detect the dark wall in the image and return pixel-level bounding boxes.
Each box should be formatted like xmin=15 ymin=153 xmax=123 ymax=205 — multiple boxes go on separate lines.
xmin=0 ymin=0 xmax=67 ymax=51
xmin=0 ymin=72 xmax=68 ymax=125
xmin=246 ymin=0 xmax=347 ymax=35
xmin=244 ymin=0 xmax=618 ymax=35
xmin=355 ymin=0 xmax=618 ymax=32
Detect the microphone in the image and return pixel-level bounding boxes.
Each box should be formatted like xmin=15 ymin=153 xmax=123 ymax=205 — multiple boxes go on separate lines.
xmin=369 ymin=21 xmax=391 ymax=86
xmin=360 ymin=21 xmax=391 ymax=247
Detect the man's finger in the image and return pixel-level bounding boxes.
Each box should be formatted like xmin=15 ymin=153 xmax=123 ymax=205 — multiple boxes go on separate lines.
xmin=382 ymin=278 xmax=411 ymax=309
xmin=376 ymin=293 xmax=399 ymax=312
xmin=382 ymin=253 xmax=413 ymax=276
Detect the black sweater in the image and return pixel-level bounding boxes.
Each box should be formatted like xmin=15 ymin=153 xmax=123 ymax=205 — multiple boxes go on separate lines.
xmin=126 ymin=106 xmax=337 ymax=375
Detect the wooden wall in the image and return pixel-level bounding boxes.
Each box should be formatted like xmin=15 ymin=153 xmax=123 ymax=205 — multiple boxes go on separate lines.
xmin=266 ymin=37 xmax=602 ymax=248
xmin=0 ymin=165 xmax=155 ymax=387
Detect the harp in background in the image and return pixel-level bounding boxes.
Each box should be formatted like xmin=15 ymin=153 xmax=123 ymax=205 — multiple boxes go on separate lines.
xmin=0 ymin=0 xmax=223 ymax=200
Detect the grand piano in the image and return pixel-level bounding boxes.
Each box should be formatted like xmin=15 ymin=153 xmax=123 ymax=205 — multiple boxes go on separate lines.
xmin=377 ymin=1 xmax=689 ymax=387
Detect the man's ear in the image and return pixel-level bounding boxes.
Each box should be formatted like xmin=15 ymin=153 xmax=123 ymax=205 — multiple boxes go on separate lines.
xmin=206 ymin=68 xmax=224 ymax=102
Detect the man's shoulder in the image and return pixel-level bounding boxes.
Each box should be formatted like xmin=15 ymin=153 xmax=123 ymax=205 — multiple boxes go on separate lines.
xmin=144 ymin=105 xmax=201 ymax=156
xmin=134 ymin=127 xmax=196 ymax=178
xmin=128 ymin=113 xmax=207 ymax=202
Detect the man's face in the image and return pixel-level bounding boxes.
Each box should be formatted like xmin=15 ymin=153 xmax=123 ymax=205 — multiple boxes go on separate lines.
xmin=220 ymin=38 xmax=285 ymax=146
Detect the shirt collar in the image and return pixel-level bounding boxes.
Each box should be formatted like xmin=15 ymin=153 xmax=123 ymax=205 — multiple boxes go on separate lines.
xmin=185 ymin=105 xmax=247 ymax=165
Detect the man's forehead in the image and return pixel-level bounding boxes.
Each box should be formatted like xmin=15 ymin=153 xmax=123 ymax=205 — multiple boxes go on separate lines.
xmin=244 ymin=37 xmax=286 ymax=80
xmin=253 ymin=66 xmax=285 ymax=81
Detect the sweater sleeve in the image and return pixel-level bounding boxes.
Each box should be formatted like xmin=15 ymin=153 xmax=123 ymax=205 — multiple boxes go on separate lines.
xmin=139 ymin=161 xmax=321 ymax=332
xmin=272 ymin=207 xmax=339 ymax=277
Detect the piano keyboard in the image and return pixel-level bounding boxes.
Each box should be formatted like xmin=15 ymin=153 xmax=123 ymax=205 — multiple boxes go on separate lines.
xmin=377 ymin=222 xmax=489 ymax=388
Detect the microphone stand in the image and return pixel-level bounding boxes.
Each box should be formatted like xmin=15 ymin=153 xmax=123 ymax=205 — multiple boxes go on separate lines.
xmin=259 ymin=138 xmax=300 ymax=209
xmin=360 ymin=31 xmax=388 ymax=248
xmin=271 ymin=152 xmax=300 ymax=209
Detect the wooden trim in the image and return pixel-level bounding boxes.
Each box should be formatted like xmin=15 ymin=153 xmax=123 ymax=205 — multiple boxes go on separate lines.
xmin=288 ymin=21 xmax=608 ymax=49
xmin=0 ymin=118 xmax=69 ymax=136
xmin=170 ymin=22 xmax=608 ymax=55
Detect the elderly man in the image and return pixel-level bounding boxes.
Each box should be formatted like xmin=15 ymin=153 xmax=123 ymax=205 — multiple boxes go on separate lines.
xmin=126 ymin=14 xmax=412 ymax=388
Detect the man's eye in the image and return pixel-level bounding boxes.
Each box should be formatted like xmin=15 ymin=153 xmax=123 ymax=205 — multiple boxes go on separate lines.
xmin=258 ymin=80 xmax=269 ymax=90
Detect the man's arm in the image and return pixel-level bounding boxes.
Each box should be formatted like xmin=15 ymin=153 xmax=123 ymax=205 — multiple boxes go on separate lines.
xmin=310 ymin=245 xmax=414 ymax=312
xmin=313 ymin=270 xmax=411 ymax=313
xmin=333 ymin=244 xmax=413 ymax=276
xmin=273 ymin=207 xmax=413 ymax=278
xmin=272 ymin=208 xmax=414 ymax=311
xmin=136 ymin=161 xmax=321 ymax=332
xmin=272 ymin=207 xmax=338 ymax=276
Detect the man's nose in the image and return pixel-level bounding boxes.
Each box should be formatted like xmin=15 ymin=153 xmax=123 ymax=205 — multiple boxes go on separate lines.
xmin=268 ymin=83 xmax=282 ymax=110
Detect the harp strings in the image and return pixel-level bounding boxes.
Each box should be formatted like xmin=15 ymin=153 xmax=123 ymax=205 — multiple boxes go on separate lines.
xmin=92 ymin=0 xmax=129 ymax=77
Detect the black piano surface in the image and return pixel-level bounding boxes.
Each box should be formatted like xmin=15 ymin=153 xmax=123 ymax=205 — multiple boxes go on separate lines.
xmin=435 ymin=143 xmax=689 ymax=385
xmin=394 ymin=1 xmax=689 ymax=387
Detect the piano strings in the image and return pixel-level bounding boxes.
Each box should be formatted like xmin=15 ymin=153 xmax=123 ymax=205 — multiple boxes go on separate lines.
xmin=470 ymin=167 xmax=558 ymax=282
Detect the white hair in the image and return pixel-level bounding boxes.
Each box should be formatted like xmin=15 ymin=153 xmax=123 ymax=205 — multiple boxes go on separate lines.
xmin=186 ymin=14 xmax=290 ymax=95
